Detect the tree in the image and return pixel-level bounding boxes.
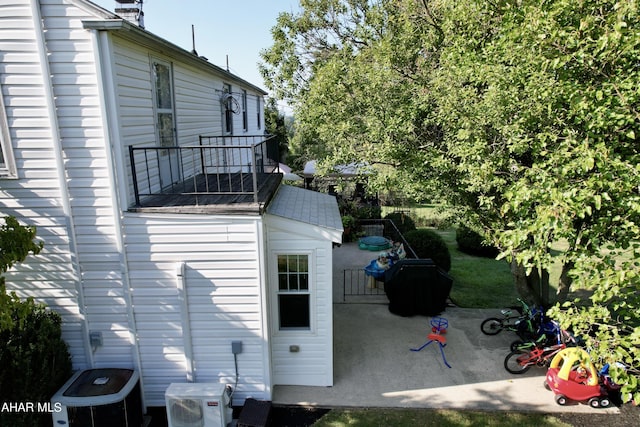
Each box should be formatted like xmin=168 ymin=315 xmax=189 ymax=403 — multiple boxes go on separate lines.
xmin=264 ymin=98 xmax=290 ymax=163
xmin=0 ymin=216 xmax=43 ymax=277
xmin=261 ymin=0 xmax=640 ymax=402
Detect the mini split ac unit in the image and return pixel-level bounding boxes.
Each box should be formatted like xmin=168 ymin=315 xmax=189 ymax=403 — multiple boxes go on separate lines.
xmin=51 ymin=368 xmax=142 ymax=427
xmin=165 ymin=383 xmax=232 ymax=427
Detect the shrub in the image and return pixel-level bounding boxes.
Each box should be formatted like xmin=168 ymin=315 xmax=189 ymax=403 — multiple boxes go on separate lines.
xmin=404 ymin=229 xmax=451 ymax=271
xmin=0 ymin=288 xmax=72 ymax=427
xmin=353 ymin=204 xmax=381 ymax=220
xmin=1 ymin=216 xmax=71 ymax=427
xmin=383 ymin=212 xmax=416 ymax=234
xmin=456 ymin=226 xmax=500 ymax=258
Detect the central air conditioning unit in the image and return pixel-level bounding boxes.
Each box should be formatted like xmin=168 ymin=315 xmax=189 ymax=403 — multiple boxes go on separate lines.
xmin=51 ymin=368 xmax=142 ymax=427
xmin=165 ymin=383 xmax=232 ymax=427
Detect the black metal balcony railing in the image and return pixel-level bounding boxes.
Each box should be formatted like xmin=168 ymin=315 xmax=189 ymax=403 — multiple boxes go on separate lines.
xmin=129 ymin=135 xmax=279 ymax=207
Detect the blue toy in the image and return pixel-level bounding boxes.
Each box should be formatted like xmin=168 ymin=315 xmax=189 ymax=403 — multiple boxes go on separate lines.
xmin=411 ymin=317 xmax=452 ymax=369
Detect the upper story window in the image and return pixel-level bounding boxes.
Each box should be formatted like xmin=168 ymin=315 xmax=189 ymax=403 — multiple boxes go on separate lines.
xmin=0 ymin=88 xmax=17 ymax=179
xmin=223 ymin=83 xmax=233 ymax=135
xmin=241 ymin=90 xmax=248 ymax=132
xmin=152 ymin=59 xmax=176 ymax=148
xmin=256 ymin=97 xmax=261 ymax=130
xmin=151 ymin=59 xmax=180 ymax=189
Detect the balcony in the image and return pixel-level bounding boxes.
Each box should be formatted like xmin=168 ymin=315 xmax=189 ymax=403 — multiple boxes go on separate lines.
xmin=128 ymin=135 xmax=282 ymax=214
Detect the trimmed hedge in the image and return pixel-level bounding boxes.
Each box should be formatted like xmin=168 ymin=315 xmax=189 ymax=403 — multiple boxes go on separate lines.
xmin=0 ymin=288 xmax=72 ymax=427
xmin=383 ymin=212 xmax=417 ymax=234
xmin=404 ymin=229 xmax=451 ymax=271
xmin=456 ymin=226 xmax=500 ymax=258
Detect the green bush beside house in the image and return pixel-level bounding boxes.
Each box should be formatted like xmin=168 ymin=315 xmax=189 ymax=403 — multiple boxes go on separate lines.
xmin=1 ymin=216 xmax=72 ymax=427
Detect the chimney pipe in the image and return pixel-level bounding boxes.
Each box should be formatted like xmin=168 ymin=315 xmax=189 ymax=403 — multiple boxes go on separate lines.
xmin=115 ymin=0 xmax=145 ymax=29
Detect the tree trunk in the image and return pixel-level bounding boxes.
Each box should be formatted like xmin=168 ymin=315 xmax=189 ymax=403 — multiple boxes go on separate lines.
xmin=556 ymin=260 xmax=574 ymax=303
xmin=510 ymin=260 xmax=551 ymax=307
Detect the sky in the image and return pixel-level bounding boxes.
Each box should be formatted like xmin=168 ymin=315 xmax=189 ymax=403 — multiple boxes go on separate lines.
xmin=91 ymin=1 xmax=299 ymax=109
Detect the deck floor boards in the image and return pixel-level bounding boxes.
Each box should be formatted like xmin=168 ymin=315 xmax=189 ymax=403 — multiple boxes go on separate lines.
xmin=131 ymin=172 xmax=282 ymax=214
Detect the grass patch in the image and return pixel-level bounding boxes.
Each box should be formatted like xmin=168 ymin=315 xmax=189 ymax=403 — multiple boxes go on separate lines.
xmin=313 ymin=408 xmax=572 ymax=427
xmin=432 ymin=229 xmax=516 ymax=308
xmin=382 ymin=204 xmax=453 ymax=228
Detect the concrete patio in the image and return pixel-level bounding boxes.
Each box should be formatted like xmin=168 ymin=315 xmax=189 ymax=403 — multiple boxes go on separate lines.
xmin=271 ymin=242 xmax=619 ymax=415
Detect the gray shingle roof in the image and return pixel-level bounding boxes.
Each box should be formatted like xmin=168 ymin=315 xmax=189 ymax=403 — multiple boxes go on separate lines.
xmin=267 ymin=185 xmax=343 ymax=232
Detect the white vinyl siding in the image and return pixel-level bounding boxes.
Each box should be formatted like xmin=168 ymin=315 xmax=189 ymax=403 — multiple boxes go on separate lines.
xmin=42 ymin=0 xmax=133 ymax=369
xmin=0 ymin=84 xmax=17 ymax=178
xmin=0 ymin=0 xmax=91 ymax=369
xmin=267 ymin=217 xmax=334 ymax=387
xmin=1 ymin=0 xmax=271 ymax=406
xmin=110 ymin=37 xmax=263 ymax=207
xmin=123 ymin=213 xmax=270 ymax=406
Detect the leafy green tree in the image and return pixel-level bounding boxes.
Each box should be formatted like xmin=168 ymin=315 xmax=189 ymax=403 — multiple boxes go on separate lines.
xmin=0 ymin=215 xmax=43 ymax=285
xmin=261 ymin=0 xmax=640 ymax=402
xmin=264 ymin=98 xmax=290 ymax=162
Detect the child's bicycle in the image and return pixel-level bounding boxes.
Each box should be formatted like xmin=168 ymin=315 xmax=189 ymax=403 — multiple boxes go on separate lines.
xmin=503 ymin=330 xmax=576 ymax=374
xmin=480 ymin=299 xmax=539 ymax=339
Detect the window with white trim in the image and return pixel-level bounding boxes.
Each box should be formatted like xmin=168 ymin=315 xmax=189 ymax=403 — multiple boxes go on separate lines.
xmin=151 ymin=59 xmax=176 ymax=148
xmin=256 ymin=97 xmax=261 ymax=130
xmin=0 ymin=88 xmax=16 ymax=178
xmin=241 ymin=90 xmax=248 ymax=132
xmin=223 ymin=83 xmax=233 ymax=135
xmin=277 ymin=254 xmax=310 ymax=330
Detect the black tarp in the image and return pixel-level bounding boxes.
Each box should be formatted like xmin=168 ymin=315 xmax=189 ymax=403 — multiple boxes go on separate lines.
xmin=383 ymin=259 xmax=453 ymax=317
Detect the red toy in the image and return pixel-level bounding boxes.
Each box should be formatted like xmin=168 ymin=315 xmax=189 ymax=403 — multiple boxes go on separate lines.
xmin=544 ymin=347 xmax=612 ymax=408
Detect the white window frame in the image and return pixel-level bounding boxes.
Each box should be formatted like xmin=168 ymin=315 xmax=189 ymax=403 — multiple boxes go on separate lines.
xmin=151 ymin=58 xmax=176 ymax=148
xmin=223 ymin=83 xmax=233 ymax=135
xmin=273 ymin=251 xmax=315 ymax=332
xmin=256 ymin=97 xmax=261 ymax=130
xmin=0 ymin=87 xmax=17 ymax=178
xmin=241 ymin=89 xmax=248 ymax=132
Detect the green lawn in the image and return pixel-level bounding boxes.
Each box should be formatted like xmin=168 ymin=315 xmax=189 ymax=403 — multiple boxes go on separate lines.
xmin=313 ymin=408 xmax=572 ymax=427
xmin=434 ymin=228 xmax=516 ymax=308
xmin=383 ymin=204 xmax=568 ymax=308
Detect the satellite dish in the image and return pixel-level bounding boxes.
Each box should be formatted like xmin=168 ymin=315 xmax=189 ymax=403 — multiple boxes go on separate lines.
xmin=220 ymin=93 xmax=241 ymax=114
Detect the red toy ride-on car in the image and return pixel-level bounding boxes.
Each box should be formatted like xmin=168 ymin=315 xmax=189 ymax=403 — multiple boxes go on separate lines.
xmin=544 ymin=347 xmax=612 ymax=408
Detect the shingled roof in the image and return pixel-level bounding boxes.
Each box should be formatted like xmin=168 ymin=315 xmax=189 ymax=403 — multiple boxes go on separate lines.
xmin=267 ymin=185 xmax=343 ymax=235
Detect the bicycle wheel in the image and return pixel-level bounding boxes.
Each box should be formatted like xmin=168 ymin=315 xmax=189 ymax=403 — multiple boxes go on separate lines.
xmin=504 ymin=349 xmax=532 ymax=374
xmin=481 ymin=318 xmax=503 ymax=335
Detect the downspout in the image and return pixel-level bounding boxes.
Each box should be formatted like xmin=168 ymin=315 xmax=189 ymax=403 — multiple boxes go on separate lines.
xmin=255 ymin=218 xmax=272 ymax=401
xmin=30 ymin=0 xmax=93 ymax=368
xmin=90 ymin=29 xmax=145 ymax=409
xmin=176 ymin=262 xmax=196 ymax=382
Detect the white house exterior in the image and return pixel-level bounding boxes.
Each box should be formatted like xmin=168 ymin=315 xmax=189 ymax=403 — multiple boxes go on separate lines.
xmin=0 ymin=0 xmax=342 ymax=409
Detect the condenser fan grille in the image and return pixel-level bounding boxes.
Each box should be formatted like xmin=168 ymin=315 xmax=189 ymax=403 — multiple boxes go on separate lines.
xmin=169 ymin=398 xmax=204 ymax=427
